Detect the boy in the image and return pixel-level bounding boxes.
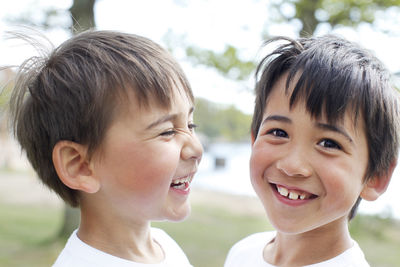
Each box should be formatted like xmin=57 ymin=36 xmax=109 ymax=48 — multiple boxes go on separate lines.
xmin=225 ymin=35 xmax=399 ymax=266
xmin=9 ymin=30 xmax=203 ymax=266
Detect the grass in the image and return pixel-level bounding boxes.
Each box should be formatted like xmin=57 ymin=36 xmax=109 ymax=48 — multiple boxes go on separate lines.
xmin=0 ymin=201 xmax=399 ymax=267
xmin=0 ymin=203 xmax=64 ymax=267
xmin=350 ymin=214 xmax=400 ymax=267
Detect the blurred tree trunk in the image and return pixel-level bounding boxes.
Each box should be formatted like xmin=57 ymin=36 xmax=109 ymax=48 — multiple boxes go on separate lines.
xmin=70 ymin=0 xmax=96 ymax=34
xmin=296 ymin=0 xmax=319 ymax=37
xmin=58 ymin=0 xmax=97 ymax=239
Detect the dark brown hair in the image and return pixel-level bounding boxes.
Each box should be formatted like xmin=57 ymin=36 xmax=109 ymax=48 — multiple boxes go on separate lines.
xmin=252 ymin=35 xmax=400 ymax=220
xmin=9 ymin=30 xmax=193 ymax=207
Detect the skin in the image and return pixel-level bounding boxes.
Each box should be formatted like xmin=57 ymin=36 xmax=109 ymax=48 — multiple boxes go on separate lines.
xmin=250 ymin=73 xmax=376 ymax=266
xmin=58 ymin=86 xmax=203 ymax=263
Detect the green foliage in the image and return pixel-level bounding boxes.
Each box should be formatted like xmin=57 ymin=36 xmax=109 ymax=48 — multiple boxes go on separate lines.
xmin=270 ymin=0 xmax=400 ymax=36
xmin=186 ymin=45 xmax=256 ymax=81
xmin=184 ymin=0 xmax=400 ymax=85
xmin=194 ymin=98 xmax=252 ymax=142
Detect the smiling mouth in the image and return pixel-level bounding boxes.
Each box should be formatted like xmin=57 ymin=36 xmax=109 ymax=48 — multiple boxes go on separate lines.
xmin=170 ymin=175 xmax=193 ymax=191
xmin=271 ymin=183 xmax=317 ymax=200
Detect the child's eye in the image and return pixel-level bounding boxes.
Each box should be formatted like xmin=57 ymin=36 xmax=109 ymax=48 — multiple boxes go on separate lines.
xmin=318 ymin=139 xmax=341 ymax=150
xmin=160 ymin=129 xmax=176 ymax=136
xmin=188 ymin=123 xmax=198 ymax=131
xmin=267 ymin=129 xmax=288 ymax=138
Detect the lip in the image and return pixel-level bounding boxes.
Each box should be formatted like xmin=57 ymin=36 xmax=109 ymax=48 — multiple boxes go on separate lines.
xmin=169 ymin=171 xmax=196 ymax=196
xmin=270 ymin=183 xmax=317 ymax=207
xmin=171 ymin=171 xmax=196 ymax=183
xmin=170 ymin=186 xmax=191 ymax=195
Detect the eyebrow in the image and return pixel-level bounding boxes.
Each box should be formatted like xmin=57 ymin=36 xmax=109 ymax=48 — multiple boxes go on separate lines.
xmin=315 ymin=123 xmax=353 ymax=143
xmin=146 ymin=106 xmax=194 ymax=129
xmin=261 ymin=115 xmax=353 ymax=143
xmin=261 ymin=115 xmax=292 ymax=125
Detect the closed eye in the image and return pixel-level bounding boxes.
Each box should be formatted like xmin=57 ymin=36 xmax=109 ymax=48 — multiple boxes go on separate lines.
xmin=161 ymin=123 xmax=197 ymax=136
xmin=160 ymin=129 xmax=176 ymax=136
xmin=267 ymin=129 xmax=288 ymax=138
xmin=188 ymin=123 xmax=198 ymax=131
xmin=318 ymin=139 xmax=341 ymax=150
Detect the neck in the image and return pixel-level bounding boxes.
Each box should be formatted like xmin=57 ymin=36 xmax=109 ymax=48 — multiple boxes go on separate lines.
xmin=264 ymin=219 xmax=353 ymax=266
xmin=77 ymin=201 xmax=164 ymax=263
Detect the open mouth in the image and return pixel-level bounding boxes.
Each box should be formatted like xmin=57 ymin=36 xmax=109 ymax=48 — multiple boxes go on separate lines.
xmin=170 ymin=176 xmax=193 ymax=191
xmin=271 ymin=183 xmax=317 ymax=200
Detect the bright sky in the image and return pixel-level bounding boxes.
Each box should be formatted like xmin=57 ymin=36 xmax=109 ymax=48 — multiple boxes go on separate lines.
xmin=1 ymin=0 xmax=400 ymax=218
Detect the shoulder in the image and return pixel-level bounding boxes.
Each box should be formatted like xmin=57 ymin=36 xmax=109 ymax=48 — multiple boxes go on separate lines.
xmin=337 ymin=239 xmax=370 ymax=267
xmin=151 ymin=227 xmax=181 ymax=248
xmin=52 ymin=229 xmax=115 ymax=267
xmin=224 ymin=231 xmax=275 ymax=267
xmin=54 ymin=229 xmax=150 ymax=267
xmin=151 ymin=227 xmax=193 ymax=267
xmin=305 ymin=239 xmax=370 ymax=267
xmin=52 ymin=229 xmax=87 ymax=267
xmin=229 ymin=231 xmax=275 ymax=252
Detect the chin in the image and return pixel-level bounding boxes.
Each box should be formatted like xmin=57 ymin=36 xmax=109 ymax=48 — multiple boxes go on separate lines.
xmin=165 ymin=205 xmax=191 ymax=222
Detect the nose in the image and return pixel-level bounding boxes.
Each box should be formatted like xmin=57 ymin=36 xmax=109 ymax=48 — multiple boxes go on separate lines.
xmin=181 ymin=132 xmax=203 ymax=163
xmin=276 ymin=146 xmax=312 ymax=178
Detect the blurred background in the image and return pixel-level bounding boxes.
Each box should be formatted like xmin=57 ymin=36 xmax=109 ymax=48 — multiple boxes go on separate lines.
xmin=0 ymin=1 xmax=399 ymax=266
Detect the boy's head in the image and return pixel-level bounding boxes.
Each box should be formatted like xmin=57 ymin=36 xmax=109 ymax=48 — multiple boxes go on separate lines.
xmin=251 ymin=35 xmax=399 ymax=220
xmin=10 ymin=30 xmax=195 ymax=207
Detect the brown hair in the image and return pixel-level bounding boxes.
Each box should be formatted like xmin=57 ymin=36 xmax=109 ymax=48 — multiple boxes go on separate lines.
xmin=10 ymin=30 xmax=193 ymax=207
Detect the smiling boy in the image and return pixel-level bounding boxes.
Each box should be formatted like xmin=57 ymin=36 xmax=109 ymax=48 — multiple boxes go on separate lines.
xmin=224 ymin=35 xmax=399 ymax=266
xmin=9 ymin=30 xmax=202 ymax=266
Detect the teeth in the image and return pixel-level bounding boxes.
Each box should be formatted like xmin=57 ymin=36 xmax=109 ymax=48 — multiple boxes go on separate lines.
xmin=171 ymin=175 xmax=193 ymax=187
xmin=173 ymin=183 xmax=187 ymax=190
xmin=288 ymin=192 xmax=298 ymax=200
xmin=172 ymin=178 xmax=188 ymax=185
xmin=277 ymin=185 xmax=308 ymax=200
xmin=277 ymin=186 xmax=289 ymax=197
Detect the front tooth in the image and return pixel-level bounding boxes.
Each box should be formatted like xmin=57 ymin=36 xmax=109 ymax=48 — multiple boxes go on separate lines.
xmin=278 ymin=186 xmax=289 ymax=197
xmin=172 ymin=179 xmax=181 ymax=185
xmin=175 ymin=183 xmax=185 ymax=189
xmin=288 ymin=192 xmax=299 ymax=200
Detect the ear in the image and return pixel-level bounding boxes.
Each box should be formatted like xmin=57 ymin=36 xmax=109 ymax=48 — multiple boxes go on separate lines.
xmin=52 ymin=141 xmax=100 ymax=194
xmin=360 ymin=160 xmax=397 ymax=201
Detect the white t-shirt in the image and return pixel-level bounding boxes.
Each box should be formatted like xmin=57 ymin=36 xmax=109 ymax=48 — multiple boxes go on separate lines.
xmin=53 ymin=228 xmax=193 ymax=267
xmin=224 ymin=231 xmax=370 ymax=267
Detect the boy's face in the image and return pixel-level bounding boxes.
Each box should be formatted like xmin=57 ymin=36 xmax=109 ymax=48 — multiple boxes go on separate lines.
xmin=89 ymin=87 xmax=203 ymax=223
xmin=250 ymin=73 xmax=370 ymax=234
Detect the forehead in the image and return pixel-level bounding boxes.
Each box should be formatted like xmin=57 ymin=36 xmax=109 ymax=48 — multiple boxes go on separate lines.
xmin=116 ymin=84 xmax=194 ymax=116
xmin=266 ymin=73 xmax=366 ymax=133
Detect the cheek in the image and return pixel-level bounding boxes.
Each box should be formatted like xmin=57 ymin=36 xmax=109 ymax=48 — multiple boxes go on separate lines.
xmin=317 ymin=159 xmax=365 ymax=203
xmin=249 ymin=143 xmax=273 ymax=186
xmin=119 ymin=145 xmax=179 ymax=192
xmin=97 ymin=143 xmax=177 ymax=196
